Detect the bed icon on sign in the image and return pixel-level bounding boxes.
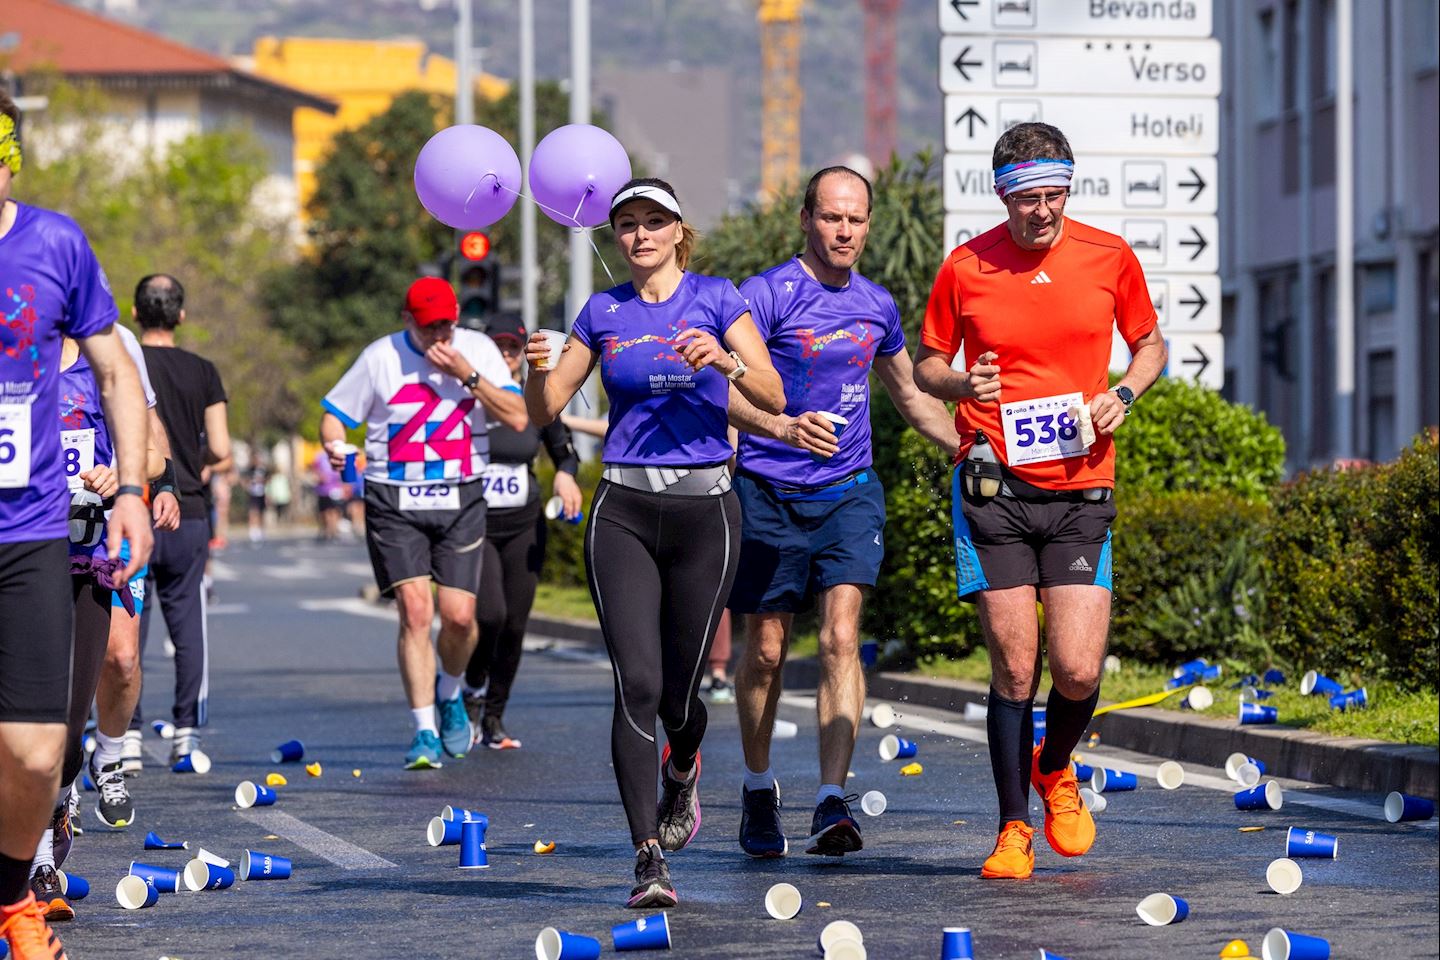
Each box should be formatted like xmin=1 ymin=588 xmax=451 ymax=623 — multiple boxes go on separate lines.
xmin=1123 ymin=162 xmax=1168 ymax=208
xmin=994 ymin=41 xmax=1037 ymax=88
xmin=1123 ymin=220 xmax=1168 ymax=267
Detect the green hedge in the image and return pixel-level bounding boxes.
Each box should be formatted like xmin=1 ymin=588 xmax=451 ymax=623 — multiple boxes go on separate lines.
xmin=1264 ymin=432 xmax=1439 ymax=691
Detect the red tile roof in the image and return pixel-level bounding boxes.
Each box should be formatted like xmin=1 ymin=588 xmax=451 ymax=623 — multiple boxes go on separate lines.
xmin=1 ymin=0 xmax=336 ymax=112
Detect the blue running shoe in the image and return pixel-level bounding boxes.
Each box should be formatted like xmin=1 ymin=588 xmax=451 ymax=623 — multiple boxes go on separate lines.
xmin=436 ymin=697 xmax=472 ymax=759
xmin=805 ymin=793 xmax=863 ymax=857
xmin=404 ymin=730 xmax=443 ymax=770
xmin=738 ymin=783 xmax=788 ymax=858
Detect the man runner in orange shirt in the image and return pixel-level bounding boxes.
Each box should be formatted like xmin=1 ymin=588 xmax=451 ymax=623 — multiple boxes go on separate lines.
xmin=914 ymin=123 xmax=1167 ymax=880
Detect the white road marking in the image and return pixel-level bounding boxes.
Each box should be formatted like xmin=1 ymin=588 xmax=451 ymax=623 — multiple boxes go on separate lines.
xmin=299 ymin=597 xmax=397 ymax=621
xmin=209 ymin=559 xmax=238 ymax=582
xmin=783 ymin=694 xmax=1437 ymax=829
xmin=238 ymin=809 xmax=398 ymax=870
xmin=207 ymin=602 xmax=250 ymax=615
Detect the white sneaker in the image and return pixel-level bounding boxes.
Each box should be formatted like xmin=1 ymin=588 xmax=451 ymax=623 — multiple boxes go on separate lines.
xmin=120 ymin=729 xmax=144 ymax=776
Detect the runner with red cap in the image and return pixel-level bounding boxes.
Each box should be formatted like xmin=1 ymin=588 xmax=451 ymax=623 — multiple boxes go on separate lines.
xmin=320 ymin=277 xmax=527 ymax=769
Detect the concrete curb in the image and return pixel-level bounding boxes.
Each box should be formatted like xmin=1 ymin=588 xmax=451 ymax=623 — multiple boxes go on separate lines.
xmin=527 ymin=615 xmax=1438 ymax=800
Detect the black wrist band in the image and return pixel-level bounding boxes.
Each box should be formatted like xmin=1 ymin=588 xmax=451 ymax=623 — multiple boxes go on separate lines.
xmin=117 ymin=485 xmax=146 ymax=499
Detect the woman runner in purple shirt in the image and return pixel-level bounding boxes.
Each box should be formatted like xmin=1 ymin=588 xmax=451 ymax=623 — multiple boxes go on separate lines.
xmin=524 ymin=178 xmax=783 ymax=908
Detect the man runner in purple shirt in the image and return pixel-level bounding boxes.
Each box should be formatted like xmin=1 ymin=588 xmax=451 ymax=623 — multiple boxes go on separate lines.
xmin=727 ymin=166 xmax=959 ymax=859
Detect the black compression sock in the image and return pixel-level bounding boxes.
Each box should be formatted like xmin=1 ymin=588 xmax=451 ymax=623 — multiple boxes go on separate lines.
xmin=1038 ymin=686 xmax=1101 ymax=775
xmin=986 ymin=688 xmax=1034 ymax=826
xmin=0 ymin=851 xmax=32 ymax=906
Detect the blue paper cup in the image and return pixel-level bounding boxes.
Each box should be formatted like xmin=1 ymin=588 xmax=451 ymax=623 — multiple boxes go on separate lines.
xmin=458 ymin=819 xmax=488 ymax=869
xmin=808 ymin=412 xmax=850 ymax=462
xmin=1071 ymin=762 xmax=1095 ymax=783
xmin=1300 ymin=671 xmax=1343 ymax=697
xmin=235 ymin=780 xmax=277 ymax=809
xmin=1328 ymin=687 xmax=1367 ymax=712
xmin=128 ymin=862 xmax=180 ymax=894
xmin=1198 ymin=663 xmax=1223 ymax=681
xmin=171 ymin=749 xmax=211 ymax=774
xmin=271 ymin=739 xmax=305 ymax=763
xmin=536 ymin=928 xmax=603 ymax=960
xmin=764 ymin=882 xmax=803 ymax=920
xmin=1239 ymin=702 xmax=1278 ymax=725
xmin=1244 ymin=687 xmax=1276 ymax=700
xmin=1263 ymin=668 xmax=1286 ymax=685
xmin=612 ymin=911 xmax=671 ymax=951
xmin=57 ymin=871 xmax=89 ymax=900
xmin=1262 ymin=928 xmax=1331 ymax=960
xmin=115 ymin=874 xmax=159 ymax=910
xmin=183 ymin=859 xmax=236 ymax=891
xmin=144 ymin=831 xmax=189 ymax=850
xmin=1225 ymin=752 xmax=1267 ymax=784
xmin=428 ymin=815 xmax=464 ymax=847
xmin=1235 ymin=781 xmax=1284 ymax=811
xmin=1285 ymin=826 xmax=1338 ymax=859
xmin=940 ymin=926 xmax=974 ymax=959
xmin=1266 ymin=857 xmax=1303 ymax=895
xmin=818 ymin=920 xmax=864 ymax=953
xmin=150 ymin=719 xmax=175 ymax=739
xmin=859 ymin=639 xmax=879 ymax=669
xmin=1173 ymin=658 xmax=1209 ymax=678
xmin=879 ymin=734 xmax=917 ymax=761
xmin=240 ymin=849 xmax=292 ymax=880
xmin=1091 ymin=769 xmax=1138 ymax=793
xmin=342 ymin=451 xmax=358 ymax=483
xmin=545 ymin=495 xmax=584 ymax=525
xmin=1165 ymin=674 xmax=1195 ymax=689
xmin=441 ymin=806 xmax=489 ymax=827
xmin=1384 ymin=791 xmax=1436 ymax=823
xmin=1135 ymin=892 xmax=1189 ymax=926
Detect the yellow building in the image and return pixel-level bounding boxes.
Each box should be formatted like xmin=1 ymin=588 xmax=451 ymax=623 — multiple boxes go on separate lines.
xmin=247 ymin=37 xmax=509 ymax=217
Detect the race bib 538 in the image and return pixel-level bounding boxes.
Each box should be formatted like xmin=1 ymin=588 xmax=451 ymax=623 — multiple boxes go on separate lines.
xmin=1000 ymin=392 xmax=1089 ymax=467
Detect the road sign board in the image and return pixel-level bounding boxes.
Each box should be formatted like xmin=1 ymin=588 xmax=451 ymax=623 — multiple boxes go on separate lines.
xmin=939 ymin=0 xmax=1214 ymax=38
xmin=1146 ymin=274 xmax=1221 ymax=332
xmin=942 ymin=213 xmax=1218 ymax=273
xmin=1110 ymin=331 xmax=1224 ymax=389
xmin=940 ymin=36 xmax=1220 ymax=96
xmin=944 ymin=153 xmax=1216 ymax=214
xmin=946 ymin=94 xmax=1217 ymax=155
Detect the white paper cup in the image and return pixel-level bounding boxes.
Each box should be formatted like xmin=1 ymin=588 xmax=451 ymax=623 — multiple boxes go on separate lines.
xmin=1156 ymin=761 xmax=1185 ymax=790
xmin=764 ymin=881 xmax=803 ymax=920
xmin=962 ymin=702 xmax=988 ymax=721
xmin=115 ymin=874 xmax=158 ymax=910
xmin=197 ymin=848 xmax=230 ymax=868
xmin=1181 ymin=686 xmax=1214 ymax=710
xmin=1225 ymin=752 xmax=1252 ymax=782
xmin=535 ymin=329 xmax=567 ymax=370
xmin=1103 ymin=654 xmax=1122 ymax=675
xmin=869 ymin=703 xmax=895 ymax=728
xmin=825 ymin=939 xmax=867 ymax=960
xmin=1079 ymin=786 xmax=1107 ymax=813
xmin=860 ymin=790 xmax=887 ymax=817
xmin=819 ymin=920 xmax=864 ymax=952
xmin=772 ymin=719 xmax=799 ymax=739
xmin=1266 ymin=857 xmax=1304 ymax=895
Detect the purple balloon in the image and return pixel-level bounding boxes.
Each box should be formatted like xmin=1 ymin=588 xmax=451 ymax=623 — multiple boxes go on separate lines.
xmin=414 ymin=125 xmax=521 ymax=229
xmin=528 ymin=124 xmax=632 ymax=228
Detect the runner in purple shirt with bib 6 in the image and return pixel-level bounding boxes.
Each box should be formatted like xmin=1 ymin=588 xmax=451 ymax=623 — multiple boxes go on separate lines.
xmin=524 ymin=177 xmax=784 ymax=910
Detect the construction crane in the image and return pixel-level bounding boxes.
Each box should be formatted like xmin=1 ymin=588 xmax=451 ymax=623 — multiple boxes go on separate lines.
xmin=758 ymin=0 xmax=803 ymax=200
xmin=861 ymin=0 xmax=902 ymax=168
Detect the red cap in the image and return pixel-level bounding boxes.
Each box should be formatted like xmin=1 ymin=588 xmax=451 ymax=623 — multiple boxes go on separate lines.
xmin=405 ymin=277 xmax=459 ymax=326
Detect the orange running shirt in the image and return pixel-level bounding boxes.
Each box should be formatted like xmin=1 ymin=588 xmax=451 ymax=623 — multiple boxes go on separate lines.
xmin=920 ymin=218 xmax=1157 ymax=490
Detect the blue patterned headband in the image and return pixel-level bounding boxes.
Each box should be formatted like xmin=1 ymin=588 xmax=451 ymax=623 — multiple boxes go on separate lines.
xmin=993 ymin=158 xmax=1072 ymax=199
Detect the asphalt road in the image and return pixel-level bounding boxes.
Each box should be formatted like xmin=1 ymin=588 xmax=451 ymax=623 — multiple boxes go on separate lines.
xmin=55 ymin=536 xmax=1438 ymax=960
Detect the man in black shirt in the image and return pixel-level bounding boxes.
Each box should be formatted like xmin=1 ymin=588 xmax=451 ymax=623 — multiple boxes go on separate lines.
xmin=131 ymin=275 xmax=230 ymax=764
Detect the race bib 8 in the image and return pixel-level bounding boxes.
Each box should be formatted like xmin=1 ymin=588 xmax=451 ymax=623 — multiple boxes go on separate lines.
xmin=398 ymin=483 xmax=460 ymax=511
xmin=61 ymin=428 xmax=97 ymax=492
xmin=0 ymin=403 xmax=32 ymax=489
xmin=1000 ymin=392 xmax=1089 ymax=467
xmin=479 ymin=462 xmax=528 ymax=509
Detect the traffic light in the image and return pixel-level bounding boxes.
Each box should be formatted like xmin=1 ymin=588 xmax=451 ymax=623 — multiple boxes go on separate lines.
xmin=459 ymin=231 xmax=491 ymax=262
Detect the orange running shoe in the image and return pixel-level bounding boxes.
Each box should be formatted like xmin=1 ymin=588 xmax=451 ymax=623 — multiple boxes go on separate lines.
xmin=1031 ymin=741 xmax=1095 ymax=857
xmin=980 ymin=820 xmax=1035 ymax=879
xmin=1 ymin=892 xmax=69 ymax=960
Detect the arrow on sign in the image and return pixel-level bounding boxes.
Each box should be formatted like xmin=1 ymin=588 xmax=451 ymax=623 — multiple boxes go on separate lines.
xmin=1178 ymin=283 xmax=1208 ymax=321
xmin=1179 ymin=225 xmax=1209 ymax=261
xmin=950 ymin=0 xmax=978 ymax=20
xmin=952 ymin=46 xmax=983 ymax=82
xmin=953 ymin=107 xmax=988 ymax=137
xmin=1180 ymin=341 xmax=1211 ymax=377
xmin=1178 ymin=166 xmax=1207 ymax=203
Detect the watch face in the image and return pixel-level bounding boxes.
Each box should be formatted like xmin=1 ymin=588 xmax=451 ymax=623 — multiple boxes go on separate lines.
xmin=1116 ymin=386 xmax=1135 ymax=405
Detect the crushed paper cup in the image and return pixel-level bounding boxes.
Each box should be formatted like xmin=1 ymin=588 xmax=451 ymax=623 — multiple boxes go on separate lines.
xmin=143 ymin=832 xmax=188 ymax=851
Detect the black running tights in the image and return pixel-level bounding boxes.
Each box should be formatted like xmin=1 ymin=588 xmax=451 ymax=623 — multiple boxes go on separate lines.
xmin=584 ymin=481 xmax=740 ymax=846
xmin=467 ymin=504 xmax=546 ymax=719
xmin=65 ymin=576 xmax=112 ymax=789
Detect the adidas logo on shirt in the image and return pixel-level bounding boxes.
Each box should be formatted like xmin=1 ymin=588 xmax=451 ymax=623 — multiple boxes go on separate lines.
xmin=1068 ymin=555 xmax=1093 ymax=573
xmin=1030 ymin=271 xmax=1053 ymax=285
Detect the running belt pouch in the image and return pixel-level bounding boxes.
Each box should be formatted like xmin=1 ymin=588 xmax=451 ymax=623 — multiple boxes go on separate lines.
xmin=69 ymin=490 xmax=106 ymax=547
xmin=962 ymin=459 xmax=1003 ymax=499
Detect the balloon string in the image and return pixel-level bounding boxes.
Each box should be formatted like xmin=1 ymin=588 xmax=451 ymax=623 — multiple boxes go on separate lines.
xmin=492 ymin=182 xmax=618 ymax=287
xmin=568 ymin=185 xmax=593 ymax=223
xmin=462 ymin=174 xmax=499 ymax=214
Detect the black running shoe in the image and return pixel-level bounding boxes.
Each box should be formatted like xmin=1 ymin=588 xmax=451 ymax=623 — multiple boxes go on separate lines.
xmin=49 ymin=802 xmax=74 ymax=869
xmin=805 ymin=793 xmax=863 ymax=857
xmin=627 ymin=842 xmax=677 ymax=909
xmin=739 ymin=783 xmax=788 ymax=858
xmin=480 ymin=714 xmax=521 ymax=750
xmin=91 ymin=757 xmax=135 ymax=829
xmin=463 ymin=693 xmax=484 ymax=732
xmin=29 ymin=865 xmax=73 ymax=922
xmin=656 ymin=745 xmax=700 ymax=851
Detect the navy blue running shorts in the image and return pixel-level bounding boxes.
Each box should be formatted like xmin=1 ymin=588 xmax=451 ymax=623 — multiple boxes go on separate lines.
xmin=728 ymin=469 xmax=886 ymax=614
xmin=951 ymin=465 xmax=1115 ymax=603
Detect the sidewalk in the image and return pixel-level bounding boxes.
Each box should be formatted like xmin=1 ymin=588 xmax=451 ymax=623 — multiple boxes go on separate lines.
xmin=530 ymin=613 xmax=1439 ymax=800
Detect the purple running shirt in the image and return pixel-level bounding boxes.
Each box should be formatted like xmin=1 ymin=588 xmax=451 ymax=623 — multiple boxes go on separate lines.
xmin=736 ymin=258 xmax=905 ymax=486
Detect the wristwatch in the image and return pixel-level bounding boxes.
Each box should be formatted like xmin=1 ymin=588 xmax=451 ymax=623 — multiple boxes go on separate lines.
xmin=1112 ymin=385 xmax=1136 ymax=415
xmin=725 ymin=351 xmax=748 ymax=382
xmin=462 ymin=370 xmax=481 ymax=391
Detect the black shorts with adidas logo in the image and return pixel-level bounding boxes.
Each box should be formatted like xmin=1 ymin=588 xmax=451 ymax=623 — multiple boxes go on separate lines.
xmin=950 ymin=473 xmax=1116 ymax=603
